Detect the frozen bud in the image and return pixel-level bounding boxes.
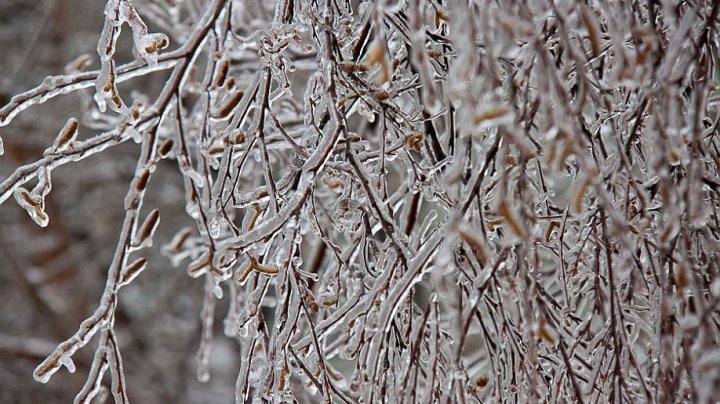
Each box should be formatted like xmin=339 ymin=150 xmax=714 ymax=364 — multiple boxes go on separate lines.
xmin=214 ymin=91 xmax=244 ymax=118
xmin=14 ymin=188 xmax=49 ymax=227
xmin=64 ymin=53 xmax=93 ymax=73
xmin=473 ymin=105 xmax=511 ymax=126
xmin=339 ymin=63 xmax=369 ymax=73
xmin=133 ymin=168 xmax=150 ymax=192
xmin=158 ymin=138 xmax=174 ymax=157
xmin=138 ymin=33 xmax=169 ymax=65
xmin=214 ymin=59 xmax=230 ymax=87
xmin=134 ymin=209 xmax=160 ymax=247
xmin=427 ymin=49 xmax=442 ymax=58
xmin=372 ymin=90 xmax=390 ymax=101
xmin=187 ymin=254 xmax=212 ymax=278
xmin=119 ymin=257 xmax=148 ymax=287
xmin=475 ymin=375 xmax=490 ymax=389
xmin=404 ymin=131 xmax=424 ymax=151
xmin=50 ymin=118 xmax=79 ymax=153
xmin=129 ymin=100 xmax=143 ymax=122
xmin=497 ymin=200 xmax=526 ymax=238
xmin=230 ymin=130 xmax=246 ymax=145
xmin=163 ymin=227 xmax=193 ymax=254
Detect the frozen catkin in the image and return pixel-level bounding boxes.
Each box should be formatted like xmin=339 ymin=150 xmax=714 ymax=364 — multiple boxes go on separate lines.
xmin=1 ymin=0 xmax=719 ymax=402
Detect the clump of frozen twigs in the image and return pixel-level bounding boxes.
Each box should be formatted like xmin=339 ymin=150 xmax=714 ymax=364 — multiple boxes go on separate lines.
xmin=2 ymin=0 xmax=720 ymax=402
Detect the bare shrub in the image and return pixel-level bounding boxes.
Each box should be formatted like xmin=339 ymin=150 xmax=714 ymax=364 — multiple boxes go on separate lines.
xmin=2 ymin=0 xmax=720 ymax=402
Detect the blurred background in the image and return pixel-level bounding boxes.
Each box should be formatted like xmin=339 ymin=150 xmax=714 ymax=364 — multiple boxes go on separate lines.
xmin=0 ymin=1 xmax=239 ymax=402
